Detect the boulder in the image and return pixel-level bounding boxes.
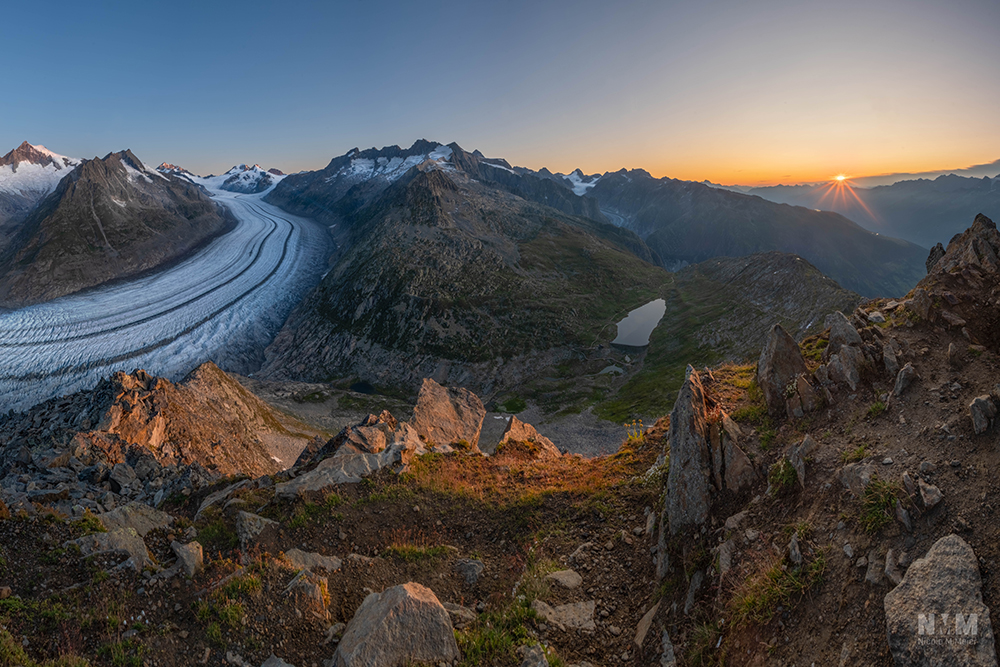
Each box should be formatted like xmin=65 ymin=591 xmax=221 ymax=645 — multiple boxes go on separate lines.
xmin=331 ymin=582 xmax=460 ymax=667
xmin=409 ymin=378 xmax=485 ymax=451
xmin=970 ymin=396 xmax=998 ymax=435
xmin=827 ymin=345 xmax=863 ymax=392
xmin=826 ymin=311 xmax=863 ymax=357
xmin=442 ymin=602 xmax=476 ymax=629
xmin=633 ymin=601 xmax=660 ymax=649
xmin=283 ymin=548 xmax=342 ymax=573
xmin=497 ymin=417 xmax=561 ymax=459
xmin=284 ymin=570 xmax=329 ymax=618
xmin=530 ymin=599 xmax=596 ymax=631
xmin=454 ymin=558 xmax=484 ymax=585
xmin=757 ymin=325 xmax=808 ymax=419
xmin=927 ymin=243 xmax=946 ymax=272
xmin=99 ymin=502 xmax=174 ymax=537
xmin=884 ymin=535 xmax=997 ymax=666
xmin=172 ymin=540 xmax=204 ymax=577
xmin=710 ymin=413 xmax=756 ymax=493
xmin=894 ymin=363 xmax=919 ymax=397
xmin=518 ymin=644 xmax=548 ymax=667
xmin=905 ymin=288 xmax=933 ymax=321
xmin=665 ymin=367 xmax=712 ymax=535
xmin=260 ymin=656 xmax=295 ymax=667
xmin=275 ymin=445 xmax=407 ymax=499
xmin=918 ymin=479 xmax=944 ymax=509
xmin=236 ymin=511 xmax=279 ymax=554
xmin=839 ymin=462 xmax=877 ymax=497
xmin=545 ymin=570 xmax=583 ymax=590
xmin=785 ymin=434 xmax=817 ymax=489
xmin=883 ymin=343 xmax=900 ymax=378
xmin=68 ymin=529 xmax=150 ymax=571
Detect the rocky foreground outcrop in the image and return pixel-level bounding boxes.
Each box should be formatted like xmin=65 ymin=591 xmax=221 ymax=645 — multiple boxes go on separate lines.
xmin=0 ymin=362 xmax=321 ymax=516
xmin=331 ymin=582 xmax=460 ymax=667
xmin=659 ymin=366 xmax=755 ymax=573
xmin=885 ymin=535 xmax=997 ymax=667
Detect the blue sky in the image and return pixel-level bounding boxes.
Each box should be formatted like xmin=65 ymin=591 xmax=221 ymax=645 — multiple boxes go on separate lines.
xmin=4 ymin=0 xmax=1000 ymax=184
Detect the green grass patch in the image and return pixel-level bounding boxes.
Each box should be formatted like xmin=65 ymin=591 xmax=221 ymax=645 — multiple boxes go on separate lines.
xmin=768 ymin=458 xmax=797 ymax=494
xmin=455 ymin=601 xmax=537 ymax=667
xmin=383 ymin=544 xmax=448 ymax=562
xmin=98 ymin=638 xmax=147 ymax=667
xmin=730 ymin=550 xmax=826 ymax=626
xmin=859 ymin=477 xmax=906 ymax=533
xmin=867 ymin=401 xmax=887 ymax=419
xmin=839 ymin=444 xmax=868 ymax=463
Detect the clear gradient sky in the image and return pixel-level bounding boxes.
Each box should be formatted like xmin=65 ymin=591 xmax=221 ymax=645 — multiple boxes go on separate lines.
xmin=4 ymin=0 xmax=999 ymax=185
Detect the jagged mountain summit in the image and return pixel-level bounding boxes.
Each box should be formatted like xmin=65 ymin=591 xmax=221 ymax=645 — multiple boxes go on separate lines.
xmin=0 ymin=149 xmax=235 ymax=308
xmin=266 ymin=139 xmax=603 ymax=225
xmin=161 ymin=162 xmax=287 ymax=194
xmin=0 ymin=141 xmax=81 ymax=245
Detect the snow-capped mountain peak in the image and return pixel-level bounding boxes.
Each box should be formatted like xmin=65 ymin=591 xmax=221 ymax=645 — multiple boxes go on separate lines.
xmin=0 ymin=142 xmax=81 ymax=196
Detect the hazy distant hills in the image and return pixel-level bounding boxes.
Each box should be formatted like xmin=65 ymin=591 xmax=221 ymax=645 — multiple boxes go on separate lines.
xmin=0 ymin=149 xmax=233 ymax=308
xmin=578 ymin=169 xmax=927 ymax=297
xmin=747 ymin=173 xmax=1000 ymax=249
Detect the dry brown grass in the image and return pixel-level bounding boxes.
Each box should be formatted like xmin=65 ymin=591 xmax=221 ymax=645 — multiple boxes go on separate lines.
xmin=403 ymin=423 xmax=664 ymax=504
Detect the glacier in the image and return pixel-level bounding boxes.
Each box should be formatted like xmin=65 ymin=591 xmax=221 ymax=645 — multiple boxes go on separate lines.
xmin=0 ymin=188 xmax=329 ymax=412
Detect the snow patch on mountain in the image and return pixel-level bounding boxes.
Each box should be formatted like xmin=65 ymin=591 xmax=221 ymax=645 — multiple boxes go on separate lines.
xmin=560 ymin=169 xmax=601 ymax=196
xmin=326 ymin=143 xmax=455 ymax=185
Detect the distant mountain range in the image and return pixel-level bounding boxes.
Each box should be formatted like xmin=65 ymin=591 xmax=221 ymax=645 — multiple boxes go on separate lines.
xmin=161 ymin=162 xmax=287 ymax=194
xmin=745 ymin=174 xmax=1000 ymax=249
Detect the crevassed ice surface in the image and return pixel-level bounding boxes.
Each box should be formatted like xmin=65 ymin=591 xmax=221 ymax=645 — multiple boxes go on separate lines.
xmin=612 ymin=298 xmax=667 ymax=347
xmin=0 ymin=188 xmax=329 ymax=412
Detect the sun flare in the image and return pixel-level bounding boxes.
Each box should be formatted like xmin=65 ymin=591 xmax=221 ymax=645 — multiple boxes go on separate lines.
xmin=834 ymin=174 xmax=847 ymax=181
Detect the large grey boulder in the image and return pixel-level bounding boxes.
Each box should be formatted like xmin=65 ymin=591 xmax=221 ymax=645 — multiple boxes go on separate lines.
xmin=409 ymin=378 xmax=485 ymax=451
xmin=665 ymin=367 xmax=712 ymax=535
xmin=68 ymin=529 xmax=150 ymax=571
xmin=275 ymin=446 xmax=407 ymax=499
xmin=171 ymin=540 xmax=204 ymax=577
xmin=894 ymin=363 xmax=919 ymax=397
xmin=970 ymin=396 xmax=998 ymax=435
xmin=884 ymin=535 xmax=997 ymax=666
xmin=825 ymin=311 xmax=863 ymax=357
xmin=331 ymin=582 xmax=460 ymax=667
xmin=827 ymin=345 xmax=863 ymax=392
xmin=530 ymin=599 xmax=596 ymax=631
xmin=99 ymin=501 xmax=174 ymax=537
xmin=283 ymin=548 xmax=342 ymax=573
xmin=757 ymin=325 xmax=808 ymax=419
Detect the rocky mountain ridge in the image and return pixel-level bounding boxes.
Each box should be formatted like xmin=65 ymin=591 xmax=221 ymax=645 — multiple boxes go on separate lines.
xmin=0 ymin=149 xmax=236 ymax=308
